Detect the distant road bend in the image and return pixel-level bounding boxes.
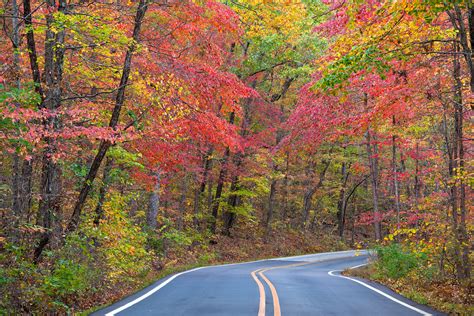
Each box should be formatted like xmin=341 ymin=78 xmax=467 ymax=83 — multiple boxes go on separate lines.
xmin=94 ymin=250 xmax=443 ymax=316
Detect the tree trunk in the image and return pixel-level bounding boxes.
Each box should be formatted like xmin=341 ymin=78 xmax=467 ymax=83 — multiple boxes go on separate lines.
xmin=366 ymin=129 xmax=382 ymax=241
xmin=210 ymin=147 xmax=229 ymax=234
xmin=302 ymin=160 xmax=330 ymax=228
xmin=193 ymin=181 xmax=201 ymax=228
xmin=93 ymin=157 xmax=113 ymax=225
xmin=222 ymin=151 xmax=243 ymax=236
xmin=222 ymin=176 xmax=238 ymax=236
xmin=281 ymin=152 xmax=290 ymax=221
xmin=177 ymin=176 xmax=188 ymax=231
xmin=9 ymin=0 xmax=33 ymax=236
xmin=207 ymin=180 xmax=213 ymax=217
xmin=34 ymin=0 xmax=68 ymax=262
xmin=337 ymin=162 xmax=350 ymax=238
xmin=266 ymin=179 xmax=277 ymax=232
xmin=414 ymin=142 xmax=421 ymax=206
xmin=451 ymin=43 xmax=470 ymax=280
xmin=193 ymin=150 xmax=212 ymax=227
xmin=147 ymin=169 xmax=161 ymax=230
xmin=210 ymin=112 xmax=235 ymax=234
xmin=392 ymin=116 xmax=401 ymax=232
xmin=11 ymin=0 xmax=21 ymax=220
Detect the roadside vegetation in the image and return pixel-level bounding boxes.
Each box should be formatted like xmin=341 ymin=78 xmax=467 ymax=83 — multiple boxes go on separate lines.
xmin=0 ymin=0 xmax=472 ymax=314
xmin=347 ymin=243 xmax=473 ymax=315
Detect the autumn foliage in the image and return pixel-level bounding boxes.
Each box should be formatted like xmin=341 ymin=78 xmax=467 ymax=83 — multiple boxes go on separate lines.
xmin=0 ymin=0 xmax=472 ymax=314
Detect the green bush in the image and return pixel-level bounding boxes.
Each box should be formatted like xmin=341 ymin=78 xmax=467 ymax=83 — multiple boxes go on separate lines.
xmin=43 ymin=259 xmax=91 ymax=298
xmin=375 ymin=244 xmax=426 ymax=279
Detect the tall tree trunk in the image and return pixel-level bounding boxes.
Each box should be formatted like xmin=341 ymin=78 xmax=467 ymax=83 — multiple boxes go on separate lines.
xmin=451 ymin=42 xmax=470 ymax=280
xmin=392 ymin=116 xmax=401 ymax=232
xmin=11 ymin=0 xmax=21 ymax=220
xmin=147 ymin=169 xmax=161 ymax=230
xmin=337 ymin=161 xmax=350 ymax=238
xmin=207 ymin=180 xmax=213 ymax=216
xmin=34 ymin=0 xmax=68 ymax=262
xmin=193 ymin=180 xmax=201 ymax=228
xmin=19 ymin=160 xmax=33 ymax=222
xmin=366 ymin=129 xmax=382 ymax=241
xmin=222 ymin=176 xmax=238 ymax=236
xmin=210 ymin=112 xmax=235 ymax=234
xmin=414 ymin=142 xmax=421 ymax=206
xmin=210 ymin=148 xmax=229 ymax=234
xmin=93 ymin=157 xmax=113 ymax=225
xmin=9 ymin=0 xmax=32 ymax=236
xmin=449 ymin=4 xmax=474 ymax=94
xmin=281 ymin=152 xmax=290 ymax=221
xmin=193 ymin=149 xmax=212 ymax=227
xmin=222 ymin=151 xmax=243 ymax=236
xmin=177 ymin=176 xmax=188 ymax=231
xmin=302 ymin=160 xmax=330 ymax=228
xmin=21 ymin=0 xmax=43 ymax=228
xmin=342 ymin=176 xmax=367 ymax=239
xmin=266 ymin=178 xmax=277 ymax=232
xmin=66 ymin=0 xmax=148 ymax=234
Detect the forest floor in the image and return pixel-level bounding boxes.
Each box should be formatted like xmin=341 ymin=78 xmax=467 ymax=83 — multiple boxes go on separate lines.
xmin=345 ymin=264 xmax=473 ymax=315
xmin=84 ymin=226 xmax=348 ymax=314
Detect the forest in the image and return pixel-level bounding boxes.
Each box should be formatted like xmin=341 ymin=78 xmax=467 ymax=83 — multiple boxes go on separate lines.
xmin=0 ymin=0 xmax=472 ymax=314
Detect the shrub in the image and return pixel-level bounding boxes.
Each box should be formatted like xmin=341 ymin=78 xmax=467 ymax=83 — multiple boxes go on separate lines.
xmin=375 ymin=244 xmax=426 ymax=279
xmin=43 ymin=259 xmax=91 ymax=299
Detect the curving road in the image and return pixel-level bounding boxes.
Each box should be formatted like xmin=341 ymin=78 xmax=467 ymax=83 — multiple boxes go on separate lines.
xmin=93 ymin=250 xmax=443 ymax=316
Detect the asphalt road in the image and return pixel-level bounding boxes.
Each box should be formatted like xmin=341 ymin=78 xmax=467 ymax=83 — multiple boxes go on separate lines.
xmin=93 ymin=250 xmax=443 ymax=316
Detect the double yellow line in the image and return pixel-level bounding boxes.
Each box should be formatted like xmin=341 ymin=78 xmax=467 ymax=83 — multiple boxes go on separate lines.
xmin=250 ymin=252 xmax=363 ymax=316
xmin=250 ymin=261 xmax=319 ymax=316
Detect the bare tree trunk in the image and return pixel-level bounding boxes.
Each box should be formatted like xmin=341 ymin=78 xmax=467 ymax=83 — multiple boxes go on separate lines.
xmin=177 ymin=176 xmax=188 ymax=231
xmin=222 ymin=176 xmax=238 ymax=236
xmin=337 ymin=161 xmax=350 ymax=238
xmin=93 ymin=157 xmax=113 ymax=225
xmin=210 ymin=112 xmax=235 ymax=234
xmin=222 ymin=150 xmax=244 ymax=236
xmin=11 ymin=0 xmax=21 ymax=220
xmin=193 ymin=180 xmax=201 ymax=228
xmin=414 ymin=142 xmax=421 ymax=206
xmin=366 ymin=129 xmax=382 ymax=241
xmin=19 ymin=0 xmax=40 ymax=227
xmin=392 ymin=117 xmax=401 ymax=232
xmin=210 ymin=148 xmax=229 ymax=234
xmin=20 ymin=160 xmax=33 ymax=222
xmin=451 ymin=43 xmax=470 ymax=280
xmin=9 ymin=0 xmax=33 ymax=239
xmin=147 ymin=169 xmax=161 ymax=230
xmin=342 ymin=176 xmax=367 ymax=239
xmin=302 ymin=160 xmax=330 ymax=228
xmin=66 ymin=0 xmax=148 ymax=234
xmin=34 ymin=0 xmax=68 ymax=262
xmin=449 ymin=4 xmax=474 ymax=94
xmin=193 ymin=149 xmax=212 ymax=227
xmin=281 ymin=152 xmax=290 ymax=221
xmin=207 ymin=180 xmax=213 ymax=216
xmin=266 ymin=179 xmax=277 ymax=231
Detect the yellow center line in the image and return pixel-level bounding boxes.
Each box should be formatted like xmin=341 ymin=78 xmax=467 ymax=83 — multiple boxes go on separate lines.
xmin=251 ymin=268 xmax=266 ymax=316
xmin=251 ymin=256 xmax=362 ymax=316
xmin=258 ymin=269 xmax=281 ymax=316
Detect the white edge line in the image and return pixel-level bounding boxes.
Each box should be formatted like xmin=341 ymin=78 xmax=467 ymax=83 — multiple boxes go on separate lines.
xmin=348 ymin=262 xmax=370 ymax=270
xmin=328 ymin=265 xmax=432 ymax=316
xmin=105 ymin=267 xmax=204 ymax=316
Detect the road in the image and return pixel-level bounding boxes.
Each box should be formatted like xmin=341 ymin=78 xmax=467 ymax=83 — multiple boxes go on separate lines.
xmin=93 ymin=250 xmax=442 ymax=316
